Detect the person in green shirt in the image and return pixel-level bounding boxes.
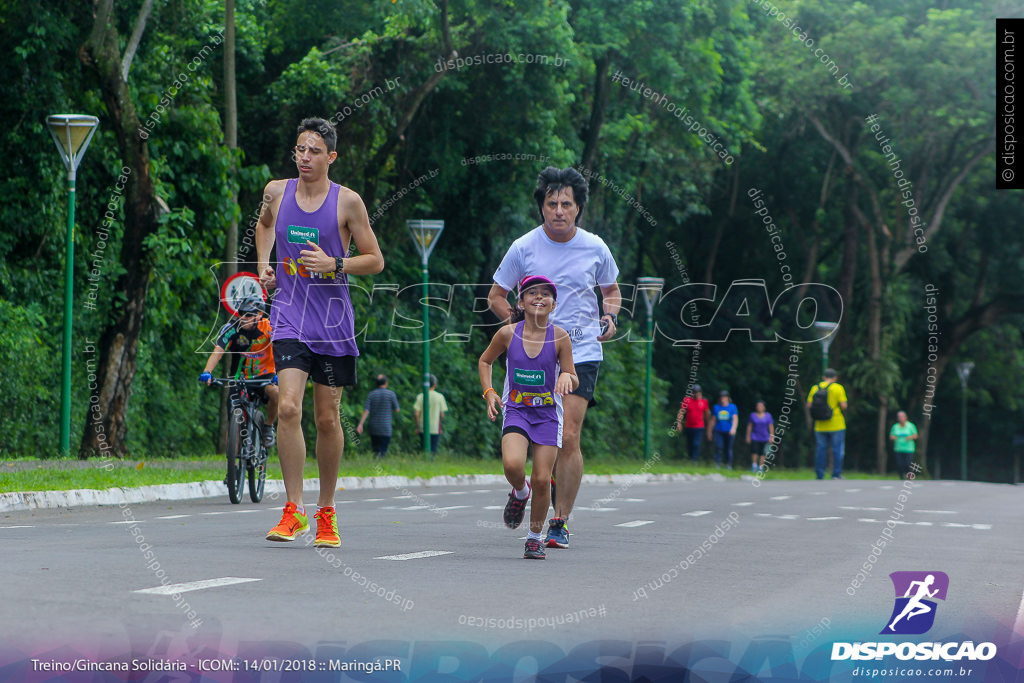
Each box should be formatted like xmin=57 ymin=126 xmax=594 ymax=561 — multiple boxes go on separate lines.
xmin=889 ymin=410 xmax=918 ymax=479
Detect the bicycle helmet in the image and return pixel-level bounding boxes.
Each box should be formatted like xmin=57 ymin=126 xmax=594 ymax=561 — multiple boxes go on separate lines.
xmin=236 ymin=295 xmax=266 ymax=316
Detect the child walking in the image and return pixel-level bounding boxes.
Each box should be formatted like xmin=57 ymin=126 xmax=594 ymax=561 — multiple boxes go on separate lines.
xmin=478 ymin=275 xmax=578 ymax=559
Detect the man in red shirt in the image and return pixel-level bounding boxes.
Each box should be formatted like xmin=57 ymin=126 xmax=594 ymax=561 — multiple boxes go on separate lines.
xmin=674 ymin=384 xmax=710 ymax=463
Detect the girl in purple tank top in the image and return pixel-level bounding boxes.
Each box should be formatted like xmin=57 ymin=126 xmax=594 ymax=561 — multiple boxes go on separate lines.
xmin=478 ymin=275 xmax=578 ymax=559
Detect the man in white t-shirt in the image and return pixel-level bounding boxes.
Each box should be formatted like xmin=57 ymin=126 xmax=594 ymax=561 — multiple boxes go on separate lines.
xmin=487 ymin=166 xmax=622 ymax=549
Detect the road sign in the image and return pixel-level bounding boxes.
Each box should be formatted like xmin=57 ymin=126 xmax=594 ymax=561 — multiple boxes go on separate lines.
xmin=220 ymin=271 xmax=267 ymax=316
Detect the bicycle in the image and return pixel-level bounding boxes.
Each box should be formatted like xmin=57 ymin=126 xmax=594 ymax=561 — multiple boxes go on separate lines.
xmin=206 ymin=377 xmax=275 ymax=504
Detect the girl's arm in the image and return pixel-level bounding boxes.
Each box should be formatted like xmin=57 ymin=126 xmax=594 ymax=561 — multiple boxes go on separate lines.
xmin=553 ymin=327 xmax=578 ymax=395
xmin=479 ymin=326 xmax=513 ymax=421
xmin=745 ymin=421 xmax=752 ymax=443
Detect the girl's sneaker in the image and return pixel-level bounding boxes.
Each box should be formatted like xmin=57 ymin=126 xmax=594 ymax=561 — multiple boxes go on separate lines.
xmin=523 ymin=538 xmax=546 ymax=559
xmin=503 ymin=489 xmax=530 ymax=529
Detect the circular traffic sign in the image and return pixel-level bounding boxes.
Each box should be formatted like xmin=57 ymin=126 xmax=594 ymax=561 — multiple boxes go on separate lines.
xmin=220 ymin=271 xmax=267 ymax=316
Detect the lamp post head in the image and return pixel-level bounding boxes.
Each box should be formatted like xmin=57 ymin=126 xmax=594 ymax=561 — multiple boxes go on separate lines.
xmin=956 ymin=361 xmax=974 ymax=387
xmin=637 ymin=276 xmax=665 ymax=318
xmin=46 ymin=114 xmax=100 ymax=177
xmin=407 ymin=219 xmax=445 ymax=266
xmin=813 ymin=320 xmax=839 ymax=353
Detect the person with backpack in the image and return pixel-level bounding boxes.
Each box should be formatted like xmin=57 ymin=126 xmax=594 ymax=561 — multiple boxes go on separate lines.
xmin=806 ymin=368 xmax=849 ymax=479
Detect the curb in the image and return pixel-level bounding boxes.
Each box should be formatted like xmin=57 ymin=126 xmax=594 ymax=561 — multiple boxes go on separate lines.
xmin=0 ymin=472 xmax=734 ymax=513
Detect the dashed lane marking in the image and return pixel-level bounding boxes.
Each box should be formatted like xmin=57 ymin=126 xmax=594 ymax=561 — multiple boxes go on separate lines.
xmin=134 ymin=577 xmax=261 ymax=595
xmin=375 ymin=551 xmax=454 ymax=561
xmin=616 ymin=520 xmax=655 ymax=528
xmin=682 ymin=511 xmax=712 ymax=517
xmin=156 ymin=515 xmax=190 ymax=519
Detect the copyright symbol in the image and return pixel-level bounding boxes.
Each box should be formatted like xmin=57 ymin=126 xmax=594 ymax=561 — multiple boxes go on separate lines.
xmin=1002 ymin=168 xmax=1015 ymax=182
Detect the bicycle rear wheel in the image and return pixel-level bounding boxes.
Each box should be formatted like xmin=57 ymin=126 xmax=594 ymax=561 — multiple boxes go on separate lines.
xmin=226 ymin=407 xmax=247 ymax=504
xmin=248 ymin=412 xmax=267 ymax=503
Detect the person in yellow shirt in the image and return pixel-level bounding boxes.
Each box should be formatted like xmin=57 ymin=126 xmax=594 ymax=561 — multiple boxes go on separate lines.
xmin=414 ymin=374 xmax=449 ymax=453
xmin=806 ymin=368 xmax=849 ymax=479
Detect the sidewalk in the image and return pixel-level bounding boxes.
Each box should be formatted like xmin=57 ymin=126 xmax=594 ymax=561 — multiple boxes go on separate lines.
xmin=0 ymin=472 xmax=725 ymax=513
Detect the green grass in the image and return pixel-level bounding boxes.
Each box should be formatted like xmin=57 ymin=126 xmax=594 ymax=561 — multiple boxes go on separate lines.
xmin=0 ymin=452 xmax=895 ymax=494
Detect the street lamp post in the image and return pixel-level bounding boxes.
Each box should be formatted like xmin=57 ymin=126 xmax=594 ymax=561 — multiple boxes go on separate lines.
xmin=47 ymin=114 xmax=100 ymax=456
xmin=637 ymin=277 xmax=665 ymax=461
xmin=813 ymin=321 xmax=839 ymax=374
xmin=407 ymin=220 xmax=445 ymax=454
xmin=956 ymin=361 xmax=974 ymax=481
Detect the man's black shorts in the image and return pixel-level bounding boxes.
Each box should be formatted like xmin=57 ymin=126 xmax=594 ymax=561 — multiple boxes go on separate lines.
xmin=273 ymin=339 xmax=357 ymax=387
xmin=569 ymin=361 xmax=600 ymax=405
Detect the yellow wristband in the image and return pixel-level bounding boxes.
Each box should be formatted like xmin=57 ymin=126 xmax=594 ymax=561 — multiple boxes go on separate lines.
xmin=483 ymin=388 xmax=497 ymax=399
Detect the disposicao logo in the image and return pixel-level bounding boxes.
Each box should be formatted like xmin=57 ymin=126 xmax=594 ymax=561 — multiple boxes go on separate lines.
xmin=831 ymin=571 xmax=997 ymax=662
xmin=881 ymin=571 xmax=948 ymax=635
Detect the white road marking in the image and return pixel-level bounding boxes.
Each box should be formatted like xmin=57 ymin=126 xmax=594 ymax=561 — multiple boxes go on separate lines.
xmin=392 ymin=495 xmax=413 ymax=499
xmin=109 ymin=520 xmax=144 ymax=525
xmin=844 ymin=488 xmax=862 ymax=492
xmin=575 ymin=506 xmax=619 ymax=512
xmin=483 ymin=505 xmax=504 ymax=510
xmin=420 ymin=493 xmax=441 ymax=497
xmin=362 ymin=498 xmax=384 ymax=502
xmin=879 ymin=485 xmax=894 ymax=489
xmin=915 ymin=522 xmax=933 ymax=526
xmin=858 ymin=518 xmax=881 ymax=523
xmin=375 ymin=551 xmax=454 ymax=561
xmin=776 ymin=515 xmax=800 ymax=520
xmin=434 ymin=506 xmax=471 ymax=511
xmin=732 ymin=502 xmax=754 ymax=506
xmin=399 ymin=505 xmax=430 ymax=510
xmin=916 ymin=510 xmax=957 ymax=514
xmin=616 ymin=520 xmax=654 ymax=528
xmin=942 ymin=523 xmax=972 ymax=528
xmin=156 ymin=515 xmax=190 ymax=519
xmin=134 ymin=577 xmax=261 ymax=595
xmin=0 ymin=525 xmax=34 ymax=529
xmin=620 ymin=498 xmax=646 ymax=502
xmin=682 ymin=510 xmax=712 ymax=517
xmin=839 ymin=506 xmax=886 ymax=511
xmin=201 ymin=512 xmax=229 ymax=516
xmin=230 ymin=509 xmax=259 ymax=513
xmin=810 ymin=491 xmax=827 ymax=495
xmin=447 ymin=491 xmax=468 ymax=495
xmin=807 ymin=517 xmax=842 ymax=521
xmin=755 ymin=513 xmax=773 ymax=517
xmin=972 ymin=524 xmax=992 ymax=530
xmin=472 ymin=489 xmax=492 ymax=493
xmin=769 ymin=496 xmax=791 ymax=500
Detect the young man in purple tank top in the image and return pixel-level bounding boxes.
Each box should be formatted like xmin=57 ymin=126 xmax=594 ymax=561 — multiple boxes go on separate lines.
xmin=255 ymin=118 xmax=384 ymax=548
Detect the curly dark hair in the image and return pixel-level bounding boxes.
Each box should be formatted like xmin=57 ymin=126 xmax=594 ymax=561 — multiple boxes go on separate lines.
xmin=296 ymin=117 xmax=337 ymax=152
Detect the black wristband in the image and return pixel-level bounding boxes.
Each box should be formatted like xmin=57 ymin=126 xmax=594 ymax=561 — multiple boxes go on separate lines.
xmin=335 ymin=256 xmax=344 ymax=275
xmin=603 ymin=313 xmax=618 ymax=325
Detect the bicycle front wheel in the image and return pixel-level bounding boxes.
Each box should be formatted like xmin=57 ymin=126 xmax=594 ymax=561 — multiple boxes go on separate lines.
xmin=226 ymin=407 xmax=247 ymax=504
xmin=248 ymin=413 xmax=267 ymax=503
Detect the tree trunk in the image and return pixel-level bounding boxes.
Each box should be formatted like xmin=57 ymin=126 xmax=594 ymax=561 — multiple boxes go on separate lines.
xmin=580 ymin=54 xmax=610 ymax=171
xmin=79 ymin=0 xmax=160 ymax=457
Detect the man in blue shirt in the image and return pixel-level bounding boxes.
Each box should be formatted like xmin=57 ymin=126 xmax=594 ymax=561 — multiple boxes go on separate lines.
xmin=707 ymin=390 xmax=739 ymax=469
xmin=357 ymin=374 xmax=400 ymax=457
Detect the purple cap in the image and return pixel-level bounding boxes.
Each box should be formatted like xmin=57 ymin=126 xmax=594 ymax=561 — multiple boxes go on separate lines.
xmin=518 ymin=275 xmax=557 ymax=300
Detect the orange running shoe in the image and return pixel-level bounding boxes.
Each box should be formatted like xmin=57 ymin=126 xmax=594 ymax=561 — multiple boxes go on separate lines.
xmin=266 ymin=502 xmax=309 ymax=541
xmin=314 ymin=506 xmax=340 ymax=548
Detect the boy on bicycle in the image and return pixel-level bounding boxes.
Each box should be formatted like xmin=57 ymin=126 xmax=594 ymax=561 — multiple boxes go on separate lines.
xmin=199 ymin=296 xmax=279 ymax=447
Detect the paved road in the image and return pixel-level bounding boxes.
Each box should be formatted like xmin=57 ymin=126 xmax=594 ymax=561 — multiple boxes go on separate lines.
xmin=1 ymin=477 xmax=1020 ymax=659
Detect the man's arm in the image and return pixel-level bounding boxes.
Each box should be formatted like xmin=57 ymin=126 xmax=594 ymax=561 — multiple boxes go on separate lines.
xmin=256 ymin=181 xmax=286 ymax=289
xmin=487 ymin=283 xmax=513 ymax=323
xmin=299 ymin=189 xmax=384 ymax=276
xmin=597 ymin=282 xmax=622 ymax=342
xmin=356 ymin=409 xmax=369 ymax=434
xmin=201 ymin=345 xmax=227 ymax=381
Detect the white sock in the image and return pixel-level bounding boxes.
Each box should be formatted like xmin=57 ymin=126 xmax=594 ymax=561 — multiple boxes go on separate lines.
xmin=295 ymin=505 xmax=305 ymax=516
xmin=527 ymin=530 xmax=542 ymax=541
xmin=514 ymin=481 xmax=531 ymax=500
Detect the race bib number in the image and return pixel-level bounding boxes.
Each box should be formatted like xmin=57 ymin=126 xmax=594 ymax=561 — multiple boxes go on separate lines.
xmin=287 ymin=225 xmax=319 ymax=244
xmin=513 ymin=368 xmax=545 ymax=386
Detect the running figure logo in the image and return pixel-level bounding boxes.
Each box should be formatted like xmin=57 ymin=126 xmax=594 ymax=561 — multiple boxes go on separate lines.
xmin=880 ymin=571 xmax=949 ymax=635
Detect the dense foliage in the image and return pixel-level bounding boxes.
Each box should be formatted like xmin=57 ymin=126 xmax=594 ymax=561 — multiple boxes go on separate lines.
xmin=1 ymin=0 xmax=1019 ymax=482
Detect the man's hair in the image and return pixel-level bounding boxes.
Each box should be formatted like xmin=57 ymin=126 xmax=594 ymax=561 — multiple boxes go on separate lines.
xmin=375 ymin=374 xmax=387 ymax=387
xmin=429 ymin=374 xmax=438 ymax=388
xmin=296 ymin=117 xmax=337 ymax=152
xmin=824 ymin=368 xmax=838 ymax=379
xmin=534 ymin=167 xmax=588 ymax=225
